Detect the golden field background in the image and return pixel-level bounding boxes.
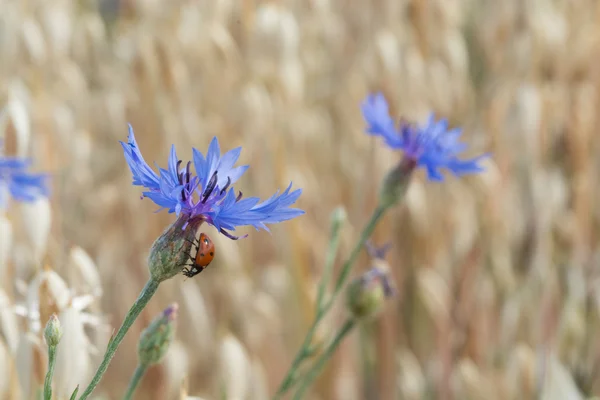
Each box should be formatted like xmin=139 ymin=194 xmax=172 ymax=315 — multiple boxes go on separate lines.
xmin=1 ymin=0 xmax=600 ymax=399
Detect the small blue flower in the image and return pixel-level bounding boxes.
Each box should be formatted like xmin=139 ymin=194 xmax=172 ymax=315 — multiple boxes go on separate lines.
xmin=121 ymin=125 xmax=304 ymax=239
xmin=361 ymin=93 xmax=488 ymax=181
xmin=0 ymin=147 xmax=49 ymax=206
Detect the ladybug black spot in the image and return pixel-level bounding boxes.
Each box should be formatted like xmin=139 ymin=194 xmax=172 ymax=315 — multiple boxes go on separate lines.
xmin=210 ymin=252 xmax=214 ymax=256
xmin=200 ymin=253 xmax=205 ymax=257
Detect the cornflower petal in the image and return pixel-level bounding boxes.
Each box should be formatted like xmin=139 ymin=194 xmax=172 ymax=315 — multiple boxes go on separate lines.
xmin=193 ymin=138 xmax=250 ymax=192
xmin=361 ymin=93 xmax=402 ymax=147
xmin=361 ymin=93 xmax=488 ymax=181
xmin=122 ymin=126 xmax=304 ymax=240
xmin=120 ymin=125 xmax=161 ymax=189
xmin=0 ymin=143 xmax=49 ymax=207
xmin=211 ymin=183 xmax=304 ymax=233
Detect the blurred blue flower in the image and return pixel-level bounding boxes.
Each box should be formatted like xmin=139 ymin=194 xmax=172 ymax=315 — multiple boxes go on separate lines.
xmin=121 ymin=125 xmax=304 ymax=239
xmin=0 ymin=148 xmax=49 ymax=206
xmin=361 ymin=93 xmax=488 ymax=181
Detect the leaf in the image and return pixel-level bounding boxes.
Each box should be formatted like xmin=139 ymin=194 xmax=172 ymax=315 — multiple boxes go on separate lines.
xmin=69 ymin=385 xmax=79 ymax=400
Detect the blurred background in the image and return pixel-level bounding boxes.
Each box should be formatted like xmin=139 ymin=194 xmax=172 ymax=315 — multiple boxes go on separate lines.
xmin=1 ymin=0 xmax=600 ymax=399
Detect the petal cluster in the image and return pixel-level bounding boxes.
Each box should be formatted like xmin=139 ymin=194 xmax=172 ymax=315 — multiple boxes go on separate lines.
xmin=361 ymin=93 xmax=488 ymax=181
xmin=121 ymin=126 xmax=304 ymax=239
xmin=0 ymin=150 xmax=49 ymax=206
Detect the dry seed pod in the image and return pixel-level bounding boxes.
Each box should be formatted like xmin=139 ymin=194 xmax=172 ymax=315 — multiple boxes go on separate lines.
xmin=443 ymin=31 xmax=469 ymax=77
xmin=21 ymin=18 xmax=47 ymax=65
xmin=40 ymin=3 xmax=73 ymax=56
xmin=0 ymin=339 xmax=9 ymax=399
xmin=505 ymin=344 xmax=536 ymax=400
xmin=218 ymin=334 xmax=251 ymax=400
xmin=557 ymin=300 xmax=586 ymax=366
xmin=68 ymin=246 xmax=102 ymax=297
xmin=278 ymin=60 xmax=304 ymax=102
xmin=1 ymin=98 xmax=30 ymax=157
xmin=259 ymin=264 xmax=291 ymax=303
xmin=164 ymin=341 xmax=190 ymax=398
xmin=375 ymin=30 xmax=401 ymax=74
xmin=0 ymin=214 xmax=12 ymax=277
xmin=20 ymin=198 xmax=52 ymax=262
xmin=405 ymin=181 xmax=431 ymax=236
xmin=0 ymin=290 xmax=20 ymax=353
xmin=244 ymin=292 xmax=281 ymax=349
xmin=416 ymin=268 xmax=450 ymax=326
xmin=248 ymin=358 xmax=269 ymax=400
xmin=452 ymin=358 xmax=493 ymax=400
xmin=26 ymin=267 xmax=70 ymax=332
xmin=179 ymin=283 xmax=213 ymax=364
xmin=15 ymin=332 xmax=46 ymax=400
xmin=53 ymin=307 xmax=92 ymax=399
xmin=446 ymin=185 xmax=478 ymax=260
xmin=251 ymin=4 xmax=299 ymax=60
xmin=539 ymin=354 xmax=584 ymax=400
xmin=396 ymin=349 xmax=425 ymax=400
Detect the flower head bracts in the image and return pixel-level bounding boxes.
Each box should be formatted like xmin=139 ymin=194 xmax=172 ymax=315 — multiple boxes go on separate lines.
xmin=361 ymin=93 xmax=488 ymax=181
xmin=121 ymin=125 xmax=304 ymax=239
xmin=0 ymin=144 xmax=49 ymax=206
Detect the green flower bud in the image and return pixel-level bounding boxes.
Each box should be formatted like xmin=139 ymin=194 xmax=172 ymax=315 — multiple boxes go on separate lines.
xmin=44 ymin=313 xmax=63 ymax=347
xmin=148 ymin=215 xmax=202 ymax=282
xmin=378 ymin=158 xmax=416 ymax=209
xmin=137 ymin=303 xmax=178 ymax=366
xmin=330 ymin=206 xmax=347 ymax=230
xmin=346 ymin=268 xmax=394 ymax=321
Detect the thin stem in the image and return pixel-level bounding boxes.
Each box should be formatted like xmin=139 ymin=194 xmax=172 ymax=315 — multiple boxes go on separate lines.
xmin=78 ymin=279 xmax=160 ymax=400
xmin=316 ymin=207 xmax=346 ymax=308
xmin=330 ymin=205 xmax=387 ymax=299
xmin=359 ymin=324 xmax=374 ymax=398
xmin=292 ymin=319 xmax=356 ymax=400
xmin=274 ymin=205 xmax=389 ymax=398
xmin=43 ymin=346 xmax=57 ymax=400
xmin=273 ymin=317 xmax=321 ymax=398
xmin=123 ymin=364 xmax=148 ymax=400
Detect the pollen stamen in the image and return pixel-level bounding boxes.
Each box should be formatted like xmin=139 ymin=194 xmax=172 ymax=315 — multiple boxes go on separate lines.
xmin=219 ymin=228 xmax=248 ymax=240
xmin=176 ymin=160 xmax=183 ymax=183
xmin=220 ymin=177 xmax=232 ymax=195
xmin=235 ymin=191 xmax=243 ymax=202
xmin=185 ymin=161 xmax=192 ymax=184
xmin=202 ymin=172 xmax=218 ymax=203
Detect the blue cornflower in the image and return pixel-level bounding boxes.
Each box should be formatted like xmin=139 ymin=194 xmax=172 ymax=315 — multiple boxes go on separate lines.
xmin=0 ymin=146 xmax=49 ymax=206
xmin=361 ymin=93 xmax=488 ymax=181
xmin=121 ymin=125 xmax=304 ymax=239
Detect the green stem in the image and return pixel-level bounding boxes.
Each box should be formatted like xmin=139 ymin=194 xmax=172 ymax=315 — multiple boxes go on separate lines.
xmin=123 ymin=364 xmax=148 ymax=400
xmin=274 ymin=205 xmax=388 ymax=398
xmin=292 ymin=319 xmax=356 ymax=400
xmin=43 ymin=346 xmax=57 ymax=400
xmin=330 ymin=205 xmax=387 ymax=299
xmin=316 ymin=207 xmax=346 ymax=308
xmin=274 ymin=317 xmax=321 ymax=398
xmin=78 ymin=279 xmax=160 ymax=400
xmin=359 ymin=324 xmax=375 ymax=398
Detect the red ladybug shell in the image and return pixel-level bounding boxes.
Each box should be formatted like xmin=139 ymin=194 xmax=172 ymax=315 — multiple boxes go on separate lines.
xmin=194 ymin=233 xmax=215 ymax=267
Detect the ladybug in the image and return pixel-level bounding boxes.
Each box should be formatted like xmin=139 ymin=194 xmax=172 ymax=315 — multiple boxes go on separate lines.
xmin=182 ymin=232 xmax=216 ymax=278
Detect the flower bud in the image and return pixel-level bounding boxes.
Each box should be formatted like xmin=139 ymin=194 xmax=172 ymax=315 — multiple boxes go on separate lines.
xmin=44 ymin=314 xmax=62 ymax=347
xmin=137 ymin=303 xmax=178 ymax=366
xmin=346 ymin=268 xmax=394 ymax=321
xmin=330 ymin=206 xmax=347 ymax=229
xmin=147 ymin=216 xmax=201 ymax=283
xmin=378 ymin=157 xmax=416 ymax=209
